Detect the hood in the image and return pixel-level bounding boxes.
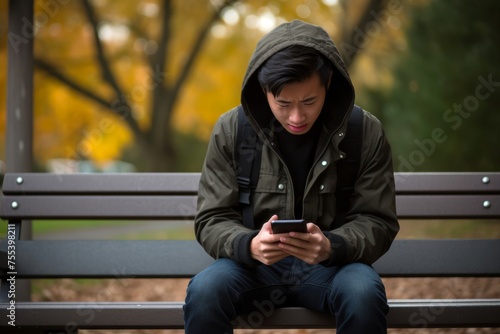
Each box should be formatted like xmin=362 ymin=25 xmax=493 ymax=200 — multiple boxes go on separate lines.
xmin=241 ymin=20 xmax=355 ymax=137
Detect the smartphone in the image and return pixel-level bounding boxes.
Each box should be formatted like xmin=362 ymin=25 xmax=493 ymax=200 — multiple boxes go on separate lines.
xmin=271 ymin=219 xmax=307 ymax=234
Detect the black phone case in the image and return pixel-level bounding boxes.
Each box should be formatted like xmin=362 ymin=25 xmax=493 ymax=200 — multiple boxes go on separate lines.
xmin=271 ymin=220 xmax=307 ymax=233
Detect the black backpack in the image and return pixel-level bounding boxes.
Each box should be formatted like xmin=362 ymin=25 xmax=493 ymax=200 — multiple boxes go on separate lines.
xmin=235 ymin=105 xmax=364 ymax=229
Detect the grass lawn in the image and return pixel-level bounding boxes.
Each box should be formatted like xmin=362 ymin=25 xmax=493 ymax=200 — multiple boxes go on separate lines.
xmin=2 ymin=218 xmax=499 ymax=240
xmin=0 ymin=219 xmax=143 ymax=238
xmin=116 ymin=225 xmax=195 ymax=240
xmin=397 ymin=219 xmax=500 ymax=239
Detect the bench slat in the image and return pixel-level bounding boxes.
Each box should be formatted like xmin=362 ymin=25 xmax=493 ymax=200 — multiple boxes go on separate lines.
xmin=3 ymin=239 xmax=499 ymax=278
xmin=2 ymin=173 xmax=200 ymax=195
xmin=374 ymin=239 xmax=500 ymax=277
xmin=4 ymin=172 xmax=500 ymax=195
xmin=1 ymin=240 xmax=213 ymax=279
xmin=2 ymin=194 xmax=499 ymax=219
xmin=0 ymin=195 xmax=198 ymax=219
xmin=0 ymin=300 xmax=498 ymax=329
xmin=396 ymin=194 xmax=500 ymax=218
xmin=395 ymin=172 xmax=500 ymax=194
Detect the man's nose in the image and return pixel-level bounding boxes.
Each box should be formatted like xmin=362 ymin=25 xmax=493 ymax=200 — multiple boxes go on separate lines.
xmin=289 ymin=106 xmax=305 ymax=123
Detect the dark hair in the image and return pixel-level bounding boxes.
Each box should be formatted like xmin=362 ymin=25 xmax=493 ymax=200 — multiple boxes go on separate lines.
xmin=257 ymin=45 xmax=333 ymax=97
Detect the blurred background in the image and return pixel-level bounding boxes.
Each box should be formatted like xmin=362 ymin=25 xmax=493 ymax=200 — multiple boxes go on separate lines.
xmin=1 ymin=0 xmax=499 ymax=174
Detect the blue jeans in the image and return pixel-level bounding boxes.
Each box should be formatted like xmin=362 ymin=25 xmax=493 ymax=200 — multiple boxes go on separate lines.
xmin=183 ymin=257 xmax=388 ymax=333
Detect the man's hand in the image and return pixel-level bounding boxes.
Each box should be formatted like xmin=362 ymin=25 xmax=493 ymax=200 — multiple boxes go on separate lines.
xmin=250 ymin=215 xmax=289 ymax=265
xmin=277 ymin=223 xmax=332 ymax=265
xmin=251 ymin=215 xmax=333 ymax=265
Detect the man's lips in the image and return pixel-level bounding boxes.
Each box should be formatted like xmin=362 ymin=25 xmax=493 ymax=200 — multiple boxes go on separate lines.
xmin=288 ymin=124 xmax=307 ymax=133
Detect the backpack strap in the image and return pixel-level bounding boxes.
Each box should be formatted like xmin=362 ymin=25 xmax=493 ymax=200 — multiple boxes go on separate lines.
xmin=235 ymin=106 xmax=262 ymax=229
xmin=334 ymin=105 xmax=364 ymax=228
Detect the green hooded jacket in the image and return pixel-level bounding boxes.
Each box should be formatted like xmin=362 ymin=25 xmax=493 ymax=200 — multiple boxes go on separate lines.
xmin=195 ymin=20 xmax=399 ymax=267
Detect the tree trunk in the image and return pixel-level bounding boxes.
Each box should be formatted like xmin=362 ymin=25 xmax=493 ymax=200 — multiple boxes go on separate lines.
xmin=133 ymin=134 xmax=177 ymax=172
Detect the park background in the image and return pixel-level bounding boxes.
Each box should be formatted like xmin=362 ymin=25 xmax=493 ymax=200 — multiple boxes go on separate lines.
xmin=0 ymin=0 xmax=499 ymax=333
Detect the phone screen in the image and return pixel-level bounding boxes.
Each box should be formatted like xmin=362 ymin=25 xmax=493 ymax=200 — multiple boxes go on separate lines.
xmin=271 ymin=219 xmax=307 ymax=233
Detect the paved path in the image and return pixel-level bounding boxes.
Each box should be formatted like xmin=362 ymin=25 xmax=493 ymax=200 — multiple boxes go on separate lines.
xmin=35 ymin=220 xmax=194 ymax=240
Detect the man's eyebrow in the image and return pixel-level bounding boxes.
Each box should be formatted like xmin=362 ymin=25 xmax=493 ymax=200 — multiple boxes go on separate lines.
xmin=301 ymin=96 xmax=317 ymax=102
xmin=275 ymin=97 xmax=291 ymax=103
xmin=275 ymin=96 xmax=317 ymax=103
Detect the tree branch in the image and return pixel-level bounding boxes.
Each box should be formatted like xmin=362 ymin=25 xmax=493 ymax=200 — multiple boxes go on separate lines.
xmin=152 ymin=0 xmax=171 ymax=75
xmin=339 ymin=0 xmax=386 ymax=68
xmin=35 ymin=58 xmax=146 ymax=143
xmin=150 ymin=0 xmax=172 ymax=142
xmin=166 ymin=0 xmax=237 ymax=119
xmin=35 ymin=58 xmax=110 ymax=109
xmin=149 ymin=0 xmax=237 ymax=147
xmin=81 ymin=0 xmax=126 ymax=98
xmin=79 ymin=0 xmax=146 ymax=143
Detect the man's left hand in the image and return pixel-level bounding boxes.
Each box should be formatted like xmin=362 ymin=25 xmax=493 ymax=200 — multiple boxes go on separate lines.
xmin=277 ymin=223 xmax=332 ymax=264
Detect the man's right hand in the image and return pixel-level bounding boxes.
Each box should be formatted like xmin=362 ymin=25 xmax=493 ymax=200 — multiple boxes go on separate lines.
xmin=250 ymin=215 xmax=290 ymax=265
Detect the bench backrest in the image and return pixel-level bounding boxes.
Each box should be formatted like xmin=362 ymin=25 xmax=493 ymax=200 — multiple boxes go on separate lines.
xmin=2 ymin=172 xmax=499 ymax=220
xmin=1 ymin=172 xmax=500 ymax=279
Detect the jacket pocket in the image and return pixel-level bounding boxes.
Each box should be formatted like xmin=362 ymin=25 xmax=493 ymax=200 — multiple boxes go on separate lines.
xmin=252 ymin=172 xmax=288 ymax=223
xmin=307 ymin=172 xmax=337 ymax=229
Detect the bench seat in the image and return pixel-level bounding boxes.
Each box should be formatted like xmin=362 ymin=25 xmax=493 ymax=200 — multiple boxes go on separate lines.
xmin=4 ymin=299 xmax=500 ymax=330
xmin=1 ymin=172 xmax=499 ymax=332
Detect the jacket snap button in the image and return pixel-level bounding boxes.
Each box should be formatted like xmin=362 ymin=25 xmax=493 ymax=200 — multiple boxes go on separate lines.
xmin=320 ymin=185 xmax=325 ymax=191
xmin=321 ymin=160 xmax=327 ymax=166
xmin=278 ymin=184 xmax=284 ymax=190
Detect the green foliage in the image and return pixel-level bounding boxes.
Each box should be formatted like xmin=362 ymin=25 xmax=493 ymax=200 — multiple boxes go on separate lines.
xmin=172 ymin=130 xmax=208 ymax=172
xmin=369 ymin=1 xmax=500 ymax=172
xmin=121 ymin=129 xmax=207 ymax=172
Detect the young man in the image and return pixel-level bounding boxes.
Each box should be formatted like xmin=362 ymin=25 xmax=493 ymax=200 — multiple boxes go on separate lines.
xmin=183 ymin=20 xmax=399 ymax=333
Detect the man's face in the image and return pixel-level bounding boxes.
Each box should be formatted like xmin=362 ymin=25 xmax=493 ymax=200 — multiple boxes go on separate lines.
xmin=266 ymin=73 xmax=328 ymax=135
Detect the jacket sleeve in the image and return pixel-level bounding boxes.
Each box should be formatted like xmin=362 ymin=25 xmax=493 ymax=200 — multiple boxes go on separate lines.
xmin=323 ymin=112 xmax=400 ymax=266
xmin=195 ymin=110 xmax=259 ymax=266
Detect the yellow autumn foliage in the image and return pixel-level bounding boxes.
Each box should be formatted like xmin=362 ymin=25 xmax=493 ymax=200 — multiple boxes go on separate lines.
xmin=0 ymin=0 xmax=411 ymax=170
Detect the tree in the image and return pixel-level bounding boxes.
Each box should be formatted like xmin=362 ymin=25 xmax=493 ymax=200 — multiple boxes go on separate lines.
xmin=32 ymin=0 xmax=239 ymax=171
xmin=1 ymin=0 xmax=398 ymax=171
xmin=369 ymin=0 xmax=500 ymax=172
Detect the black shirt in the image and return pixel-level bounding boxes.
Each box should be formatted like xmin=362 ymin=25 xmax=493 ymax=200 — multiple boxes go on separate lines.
xmin=275 ymin=119 xmax=322 ymax=218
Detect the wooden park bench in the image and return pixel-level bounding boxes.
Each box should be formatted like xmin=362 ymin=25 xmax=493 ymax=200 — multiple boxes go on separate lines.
xmin=0 ymin=172 xmax=499 ymax=333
